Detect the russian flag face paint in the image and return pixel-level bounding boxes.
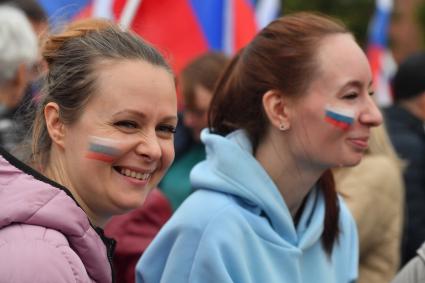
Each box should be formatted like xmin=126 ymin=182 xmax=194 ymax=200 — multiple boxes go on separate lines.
xmin=86 ymin=136 xmax=122 ymax=163
xmin=325 ymin=105 xmax=355 ymax=130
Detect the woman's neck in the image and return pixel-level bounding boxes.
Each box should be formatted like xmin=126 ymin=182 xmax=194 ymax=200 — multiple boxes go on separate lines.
xmin=44 ymin=148 xmax=107 ymax=228
xmin=255 ymin=130 xmax=323 ymax=218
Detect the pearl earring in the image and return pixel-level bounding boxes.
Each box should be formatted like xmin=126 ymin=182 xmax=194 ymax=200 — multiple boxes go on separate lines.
xmin=279 ymin=123 xmax=288 ymax=131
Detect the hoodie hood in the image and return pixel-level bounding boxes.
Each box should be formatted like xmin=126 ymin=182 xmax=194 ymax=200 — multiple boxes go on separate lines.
xmin=0 ymin=148 xmax=111 ymax=283
xmin=190 ymin=129 xmax=325 ymax=249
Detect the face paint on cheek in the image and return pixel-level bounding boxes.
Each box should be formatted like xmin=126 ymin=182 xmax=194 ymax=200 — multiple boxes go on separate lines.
xmin=85 ymin=136 xmax=122 ymax=163
xmin=324 ymin=105 xmax=355 ymax=130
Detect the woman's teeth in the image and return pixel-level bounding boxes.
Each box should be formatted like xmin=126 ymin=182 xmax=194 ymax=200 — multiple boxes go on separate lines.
xmin=120 ymin=168 xmax=151 ymax=180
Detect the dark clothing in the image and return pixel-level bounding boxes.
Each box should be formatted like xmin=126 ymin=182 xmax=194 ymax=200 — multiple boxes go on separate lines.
xmin=0 ymin=106 xmax=21 ymax=152
xmin=0 ymin=82 xmax=41 ymax=152
xmin=173 ymin=112 xmax=195 ymax=157
xmin=384 ymin=105 xmax=425 ymax=264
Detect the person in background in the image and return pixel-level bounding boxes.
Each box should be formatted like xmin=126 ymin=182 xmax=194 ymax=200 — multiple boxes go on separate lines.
xmin=0 ymin=5 xmax=38 ymax=151
xmin=137 ymin=12 xmax=382 ymax=283
xmin=391 ymin=241 xmax=425 ymax=283
xmin=0 ymin=18 xmax=177 ymax=283
xmin=384 ymin=51 xmax=425 ymax=265
xmin=333 ymin=124 xmax=405 ymax=283
xmin=160 ymin=52 xmax=229 ymax=211
xmin=0 ymin=0 xmax=49 ymax=151
xmin=5 ymin=0 xmax=49 ymax=91
xmin=0 ymin=0 xmax=49 ymax=36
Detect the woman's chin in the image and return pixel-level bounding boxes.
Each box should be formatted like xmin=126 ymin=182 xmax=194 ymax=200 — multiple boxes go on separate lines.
xmin=338 ymin=157 xmax=363 ymax=168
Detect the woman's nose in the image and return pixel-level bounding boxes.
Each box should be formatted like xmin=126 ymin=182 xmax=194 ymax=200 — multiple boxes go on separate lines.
xmin=359 ymin=97 xmax=383 ymax=127
xmin=135 ymin=131 xmax=162 ymax=162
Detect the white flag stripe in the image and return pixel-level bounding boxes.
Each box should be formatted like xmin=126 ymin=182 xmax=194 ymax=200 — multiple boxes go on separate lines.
xmin=255 ymin=0 xmax=280 ymax=29
xmin=119 ymin=0 xmax=142 ymax=30
xmin=93 ymin=0 xmax=114 ymax=19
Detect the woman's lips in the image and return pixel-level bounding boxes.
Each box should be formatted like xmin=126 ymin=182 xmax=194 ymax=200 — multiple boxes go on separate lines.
xmin=347 ymin=137 xmax=369 ymax=149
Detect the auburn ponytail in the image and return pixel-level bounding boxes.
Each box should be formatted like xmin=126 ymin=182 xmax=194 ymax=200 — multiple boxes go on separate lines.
xmin=318 ymin=169 xmax=340 ymax=255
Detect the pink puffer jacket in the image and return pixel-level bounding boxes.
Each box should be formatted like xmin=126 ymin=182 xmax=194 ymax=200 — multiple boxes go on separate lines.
xmin=0 ymin=148 xmax=114 ymax=283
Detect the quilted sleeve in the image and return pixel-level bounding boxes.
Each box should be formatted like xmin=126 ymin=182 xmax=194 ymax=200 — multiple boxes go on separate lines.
xmin=0 ymin=224 xmax=90 ymax=283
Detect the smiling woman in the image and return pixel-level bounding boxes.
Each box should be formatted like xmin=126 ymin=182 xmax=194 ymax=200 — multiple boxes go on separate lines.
xmin=0 ymin=18 xmax=177 ymax=283
xmin=48 ymin=59 xmax=177 ymax=226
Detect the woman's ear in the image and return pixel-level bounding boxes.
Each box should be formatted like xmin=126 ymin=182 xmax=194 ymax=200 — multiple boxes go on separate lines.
xmin=44 ymin=102 xmax=66 ymax=148
xmin=262 ymin=90 xmax=291 ymax=131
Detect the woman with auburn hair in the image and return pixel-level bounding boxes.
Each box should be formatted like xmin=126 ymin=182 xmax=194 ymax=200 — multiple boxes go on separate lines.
xmin=0 ymin=18 xmax=177 ymax=282
xmin=137 ymin=12 xmax=382 ymax=283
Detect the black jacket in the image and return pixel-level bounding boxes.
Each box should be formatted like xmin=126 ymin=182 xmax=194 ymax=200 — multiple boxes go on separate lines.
xmin=384 ymin=105 xmax=425 ymax=265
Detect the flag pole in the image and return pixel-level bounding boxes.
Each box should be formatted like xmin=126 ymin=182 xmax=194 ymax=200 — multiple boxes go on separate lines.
xmin=255 ymin=0 xmax=281 ymax=29
xmin=119 ymin=0 xmax=142 ymax=30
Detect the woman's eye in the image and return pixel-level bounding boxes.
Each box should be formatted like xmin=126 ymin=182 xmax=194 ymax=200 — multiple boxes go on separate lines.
xmin=343 ymin=93 xmax=358 ymax=100
xmin=114 ymin=120 xmax=138 ymax=129
xmin=157 ymin=124 xmax=177 ymax=134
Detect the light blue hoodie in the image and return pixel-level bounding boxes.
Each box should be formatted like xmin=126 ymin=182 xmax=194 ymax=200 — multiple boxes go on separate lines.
xmin=136 ymin=129 xmax=358 ymax=283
